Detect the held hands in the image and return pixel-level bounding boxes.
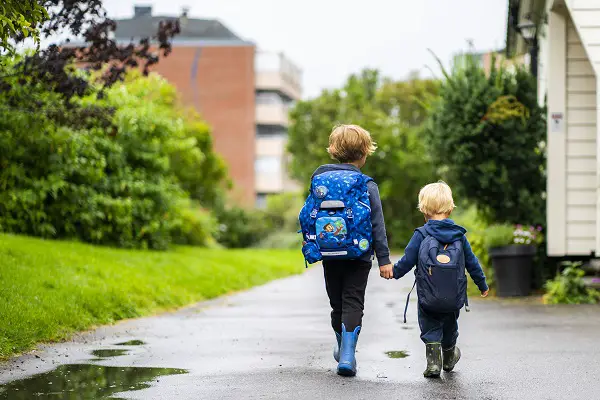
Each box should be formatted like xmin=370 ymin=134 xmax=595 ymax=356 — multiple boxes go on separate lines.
xmin=481 ymin=290 xmax=489 ymax=298
xmin=379 ymin=264 xmax=393 ymax=280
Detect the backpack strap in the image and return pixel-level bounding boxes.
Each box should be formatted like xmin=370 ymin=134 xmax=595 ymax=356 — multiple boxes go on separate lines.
xmin=403 ymin=280 xmax=417 ymax=323
xmin=403 ymin=227 xmax=430 ymax=323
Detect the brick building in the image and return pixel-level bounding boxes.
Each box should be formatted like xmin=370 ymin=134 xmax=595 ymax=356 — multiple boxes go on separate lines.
xmin=114 ymin=6 xmax=302 ymax=207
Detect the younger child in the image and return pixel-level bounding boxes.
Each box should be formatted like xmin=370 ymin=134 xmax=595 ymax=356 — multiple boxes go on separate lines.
xmin=302 ymin=124 xmax=392 ymax=377
xmin=393 ymin=181 xmax=488 ymax=378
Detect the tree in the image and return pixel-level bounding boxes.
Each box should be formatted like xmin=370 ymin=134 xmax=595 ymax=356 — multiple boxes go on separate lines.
xmin=0 ymin=1 xmax=48 ymax=53
xmin=424 ymin=55 xmax=546 ymax=225
xmin=1 ymin=1 xmax=180 ymax=106
xmin=287 ymin=70 xmax=438 ymax=247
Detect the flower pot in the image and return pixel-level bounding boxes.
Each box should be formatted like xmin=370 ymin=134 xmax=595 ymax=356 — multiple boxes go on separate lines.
xmin=489 ymin=245 xmax=536 ymax=297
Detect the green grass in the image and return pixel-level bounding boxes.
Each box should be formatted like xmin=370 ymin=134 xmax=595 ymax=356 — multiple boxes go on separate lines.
xmin=0 ymin=234 xmax=304 ymax=360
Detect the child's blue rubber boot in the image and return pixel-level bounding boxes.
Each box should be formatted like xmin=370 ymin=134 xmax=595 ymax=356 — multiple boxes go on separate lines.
xmin=333 ymin=332 xmax=342 ymax=362
xmin=337 ymin=323 xmax=360 ymax=377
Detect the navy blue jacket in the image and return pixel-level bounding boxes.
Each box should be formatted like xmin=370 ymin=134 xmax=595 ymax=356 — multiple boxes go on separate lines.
xmin=393 ymin=219 xmax=489 ymax=292
xmin=312 ymin=164 xmax=391 ymax=266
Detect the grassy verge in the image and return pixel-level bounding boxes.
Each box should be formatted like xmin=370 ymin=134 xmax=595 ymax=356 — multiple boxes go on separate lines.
xmin=0 ymin=234 xmax=304 ymax=360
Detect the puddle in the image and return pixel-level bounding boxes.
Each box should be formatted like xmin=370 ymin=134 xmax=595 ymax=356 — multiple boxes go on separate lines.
xmin=385 ymin=350 xmax=410 ymax=359
xmin=115 ymin=340 xmax=146 ymax=346
xmin=0 ymin=364 xmax=187 ymax=399
xmin=92 ymin=349 xmax=128 ymax=358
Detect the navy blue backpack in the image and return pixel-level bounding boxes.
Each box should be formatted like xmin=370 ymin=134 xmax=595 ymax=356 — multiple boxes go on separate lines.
xmin=403 ymin=227 xmax=469 ymax=322
xmin=298 ymin=170 xmax=373 ymax=266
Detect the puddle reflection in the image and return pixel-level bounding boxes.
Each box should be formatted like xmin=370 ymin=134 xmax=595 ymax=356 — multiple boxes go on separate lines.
xmin=0 ymin=364 xmax=187 ymax=399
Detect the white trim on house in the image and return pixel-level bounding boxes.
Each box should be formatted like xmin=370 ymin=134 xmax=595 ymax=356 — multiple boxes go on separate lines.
xmin=544 ymin=0 xmax=600 ymax=256
xmin=546 ymin=5 xmax=568 ymax=256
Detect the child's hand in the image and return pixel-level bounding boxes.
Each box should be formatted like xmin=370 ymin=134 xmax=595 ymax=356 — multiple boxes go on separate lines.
xmin=379 ymin=264 xmax=393 ymax=280
xmin=481 ymin=290 xmax=489 ymax=298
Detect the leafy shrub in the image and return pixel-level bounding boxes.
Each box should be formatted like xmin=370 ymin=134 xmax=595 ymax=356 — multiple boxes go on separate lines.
xmin=262 ymin=192 xmax=303 ymax=232
xmin=171 ymin=200 xmax=219 ymax=247
xmin=454 ymin=206 xmax=493 ymax=288
xmin=543 ymin=262 xmax=600 ymax=304
xmin=484 ymin=224 xmax=516 ymax=249
xmin=214 ymin=206 xmax=269 ymax=248
xmin=0 ymin=69 xmax=227 ymax=249
xmin=425 ymin=54 xmax=546 ymax=227
xmin=485 ymin=224 xmax=544 ymax=249
xmin=257 ymin=232 xmax=303 ymax=250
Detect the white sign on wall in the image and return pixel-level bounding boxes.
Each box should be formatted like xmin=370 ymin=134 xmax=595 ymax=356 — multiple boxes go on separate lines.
xmin=551 ymin=112 xmax=564 ymax=133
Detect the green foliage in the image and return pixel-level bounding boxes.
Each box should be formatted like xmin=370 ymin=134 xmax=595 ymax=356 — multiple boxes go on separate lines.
xmin=0 ymin=1 xmax=48 ymax=53
xmin=257 ymin=232 xmax=303 ymax=250
xmin=0 ymin=233 xmax=304 ymax=359
xmin=543 ymin=262 xmax=600 ymax=305
xmin=424 ymin=55 xmax=546 ymax=226
xmin=171 ymin=200 xmax=219 ymax=247
xmin=214 ymin=205 xmax=269 ymax=248
xmin=287 ymin=70 xmax=438 ymax=247
xmin=262 ymin=192 xmax=303 ymax=232
xmin=484 ymin=223 xmax=544 ymax=249
xmin=453 ymin=206 xmax=494 ymax=289
xmin=484 ymin=224 xmax=516 ymax=249
xmin=0 ymin=67 xmax=228 ymax=250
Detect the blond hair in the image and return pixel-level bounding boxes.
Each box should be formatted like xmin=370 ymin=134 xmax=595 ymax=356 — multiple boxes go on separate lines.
xmin=327 ymin=124 xmax=377 ymax=163
xmin=418 ymin=181 xmax=456 ymax=217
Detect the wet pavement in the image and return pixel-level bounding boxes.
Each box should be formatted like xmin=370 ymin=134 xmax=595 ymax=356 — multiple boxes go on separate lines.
xmin=1 ymin=266 xmax=600 ymax=399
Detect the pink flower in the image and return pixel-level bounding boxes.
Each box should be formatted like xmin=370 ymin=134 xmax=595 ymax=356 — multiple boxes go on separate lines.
xmin=516 ymin=224 xmax=522 ymax=229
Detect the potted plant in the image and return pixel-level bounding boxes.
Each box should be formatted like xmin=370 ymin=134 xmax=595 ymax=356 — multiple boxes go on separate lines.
xmin=485 ymin=224 xmax=543 ymax=297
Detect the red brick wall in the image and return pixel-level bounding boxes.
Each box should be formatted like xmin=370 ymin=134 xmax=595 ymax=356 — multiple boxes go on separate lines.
xmin=152 ymin=45 xmax=256 ymax=206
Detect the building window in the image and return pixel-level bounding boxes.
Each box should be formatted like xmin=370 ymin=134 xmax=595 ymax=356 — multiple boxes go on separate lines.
xmin=256 ymin=91 xmax=284 ymax=105
xmin=256 ymin=124 xmax=287 ymax=137
xmin=256 ymin=193 xmax=268 ymax=209
xmin=255 ymin=156 xmax=281 ymax=175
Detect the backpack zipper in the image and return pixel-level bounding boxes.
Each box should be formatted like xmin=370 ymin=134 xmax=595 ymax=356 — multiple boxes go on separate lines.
xmin=429 ymin=266 xmax=432 ymax=276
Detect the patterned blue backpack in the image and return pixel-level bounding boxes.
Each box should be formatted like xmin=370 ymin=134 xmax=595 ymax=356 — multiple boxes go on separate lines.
xmin=403 ymin=227 xmax=469 ymax=322
xmin=299 ymin=170 xmax=373 ymax=266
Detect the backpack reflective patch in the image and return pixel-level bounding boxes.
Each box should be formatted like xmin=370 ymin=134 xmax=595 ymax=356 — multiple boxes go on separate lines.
xmin=298 ymin=170 xmax=373 ymax=263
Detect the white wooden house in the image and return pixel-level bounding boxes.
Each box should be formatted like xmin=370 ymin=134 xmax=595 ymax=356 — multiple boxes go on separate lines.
xmin=510 ymin=0 xmax=600 ymax=257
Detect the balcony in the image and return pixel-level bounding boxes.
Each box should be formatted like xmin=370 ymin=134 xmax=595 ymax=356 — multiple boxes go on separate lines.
xmin=256 ymin=103 xmax=289 ymax=126
xmin=255 ymin=51 xmax=302 ymax=101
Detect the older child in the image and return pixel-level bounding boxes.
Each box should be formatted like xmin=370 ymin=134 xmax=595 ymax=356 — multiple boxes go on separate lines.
xmin=300 ymin=124 xmax=392 ymax=377
xmin=393 ymin=181 xmax=488 ymax=378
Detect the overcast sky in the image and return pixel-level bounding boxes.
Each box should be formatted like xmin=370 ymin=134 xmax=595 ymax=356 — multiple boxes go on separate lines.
xmin=102 ymin=0 xmax=508 ymax=98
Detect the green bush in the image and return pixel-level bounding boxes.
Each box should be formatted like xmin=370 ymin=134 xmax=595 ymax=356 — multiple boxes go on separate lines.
xmin=543 ymin=262 xmax=600 ymax=304
xmin=257 ymin=232 xmax=303 ymax=250
xmin=484 ymin=224 xmax=515 ymax=249
xmin=425 ymin=54 xmax=546 ymax=227
xmin=214 ymin=206 xmax=269 ymax=248
xmin=453 ymin=206 xmax=493 ymax=289
xmin=0 ymin=67 xmax=228 ymax=250
xmin=171 ymin=200 xmax=219 ymax=247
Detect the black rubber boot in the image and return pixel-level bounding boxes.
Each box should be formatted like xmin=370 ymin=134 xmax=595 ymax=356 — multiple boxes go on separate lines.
xmin=423 ymin=343 xmax=442 ymax=378
xmin=443 ymin=346 xmax=461 ymax=372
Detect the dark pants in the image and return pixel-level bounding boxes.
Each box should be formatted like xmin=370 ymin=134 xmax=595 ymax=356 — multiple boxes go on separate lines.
xmin=323 ymin=259 xmax=372 ymax=333
xmin=418 ymin=304 xmax=460 ymax=350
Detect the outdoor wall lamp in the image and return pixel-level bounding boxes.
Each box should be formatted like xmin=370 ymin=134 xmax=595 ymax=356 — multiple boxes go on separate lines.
xmin=515 ymin=12 xmax=546 ymax=78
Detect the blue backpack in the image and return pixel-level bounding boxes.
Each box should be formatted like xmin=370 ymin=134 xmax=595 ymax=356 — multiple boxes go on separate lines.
xmin=403 ymin=227 xmax=469 ymax=322
xmin=299 ymin=170 xmax=373 ymax=265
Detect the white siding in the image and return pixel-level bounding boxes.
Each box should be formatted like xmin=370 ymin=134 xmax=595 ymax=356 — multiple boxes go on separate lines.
xmin=565 ymin=15 xmax=597 ymax=255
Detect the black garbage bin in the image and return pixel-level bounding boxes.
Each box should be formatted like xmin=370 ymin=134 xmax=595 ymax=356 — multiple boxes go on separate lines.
xmin=489 ymin=245 xmax=536 ymax=297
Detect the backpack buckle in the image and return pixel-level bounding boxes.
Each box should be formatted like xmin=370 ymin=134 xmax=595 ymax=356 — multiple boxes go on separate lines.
xmin=345 ymin=208 xmax=353 ymax=219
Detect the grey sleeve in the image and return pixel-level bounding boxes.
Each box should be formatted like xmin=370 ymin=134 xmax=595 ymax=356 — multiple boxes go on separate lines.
xmin=367 ymin=181 xmax=391 ymax=266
